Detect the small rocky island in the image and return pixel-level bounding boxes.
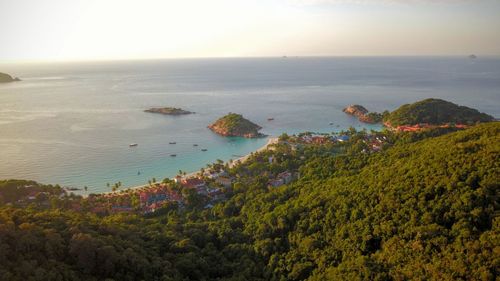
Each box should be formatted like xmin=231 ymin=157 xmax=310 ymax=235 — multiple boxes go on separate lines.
xmin=343 ymin=104 xmax=368 ymax=118
xmin=0 ymin=72 xmax=21 ymax=83
xmin=208 ymin=113 xmax=265 ymax=138
xmin=144 ymin=107 xmax=194 ymax=115
xmin=343 ymin=104 xmax=384 ymax=124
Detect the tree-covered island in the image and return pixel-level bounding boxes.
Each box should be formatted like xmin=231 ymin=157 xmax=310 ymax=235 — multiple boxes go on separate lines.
xmin=208 ymin=113 xmax=265 ymax=138
xmin=144 ymin=107 xmax=194 ymax=115
xmin=344 ymin=98 xmax=494 ymax=131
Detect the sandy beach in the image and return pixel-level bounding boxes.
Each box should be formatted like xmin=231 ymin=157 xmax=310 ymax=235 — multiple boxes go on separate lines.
xmin=229 ymin=137 xmax=278 ymax=168
xmin=118 ymin=137 xmax=279 ymax=193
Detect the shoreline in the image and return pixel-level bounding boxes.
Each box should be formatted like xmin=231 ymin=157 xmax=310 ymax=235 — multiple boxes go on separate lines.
xmin=109 ymin=137 xmax=279 ymax=195
xmin=229 ymin=137 xmax=278 ymax=168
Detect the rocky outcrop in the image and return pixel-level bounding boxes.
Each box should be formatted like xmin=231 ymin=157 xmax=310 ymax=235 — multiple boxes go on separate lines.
xmin=0 ymin=72 xmax=20 ymax=83
xmin=343 ymin=105 xmax=382 ymax=124
xmin=144 ymin=107 xmax=194 ymax=115
xmin=208 ymin=113 xmax=265 ymax=138
xmin=343 ymin=105 xmax=368 ymax=117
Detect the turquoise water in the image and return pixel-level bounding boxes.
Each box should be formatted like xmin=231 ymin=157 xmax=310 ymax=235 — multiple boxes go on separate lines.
xmin=0 ymin=57 xmax=499 ymax=193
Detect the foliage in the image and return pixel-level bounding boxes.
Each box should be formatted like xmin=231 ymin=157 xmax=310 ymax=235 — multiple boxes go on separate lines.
xmin=384 ymin=98 xmax=494 ymax=126
xmin=364 ymin=110 xmax=389 ymax=123
xmin=0 ymin=123 xmax=498 ymax=280
xmin=209 ymin=113 xmax=263 ymax=137
xmin=0 ymin=180 xmax=63 ymax=205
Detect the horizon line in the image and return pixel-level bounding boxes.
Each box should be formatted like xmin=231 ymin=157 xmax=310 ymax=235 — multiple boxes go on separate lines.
xmin=1 ymin=54 xmax=498 ymax=65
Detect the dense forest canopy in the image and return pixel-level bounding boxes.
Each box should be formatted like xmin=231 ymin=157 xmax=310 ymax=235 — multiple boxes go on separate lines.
xmin=384 ymin=98 xmax=494 ymax=126
xmin=0 ymin=122 xmax=498 ymax=280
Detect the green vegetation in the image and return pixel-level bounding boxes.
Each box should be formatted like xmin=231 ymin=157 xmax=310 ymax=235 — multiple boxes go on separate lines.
xmin=0 ymin=180 xmax=64 ymax=205
xmin=0 ymin=123 xmax=498 ymax=280
xmin=144 ymin=107 xmax=194 ymax=115
xmin=343 ymin=104 xmax=389 ymax=124
xmin=363 ymin=111 xmax=389 ymax=123
xmin=384 ymin=98 xmax=494 ymax=126
xmin=208 ymin=113 xmax=264 ymax=138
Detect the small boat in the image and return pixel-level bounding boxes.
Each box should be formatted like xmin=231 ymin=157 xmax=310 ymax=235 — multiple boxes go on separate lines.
xmin=201 ymin=149 xmax=207 ymax=152
xmin=169 ymin=142 xmax=176 ymax=144
xmin=193 ymin=144 xmax=198 ymax=146
xmin=329 ymin=122 xmax=334 ymax=125
xmin=137 ymin=171 xmax=141 ymax=175
xmin=170 ymin=154 xmax=177 ymax=157
xmin=268 ymin=118 xmax=274 ymax=121
xmin=129 ymin=143 xmax=138 ymax=147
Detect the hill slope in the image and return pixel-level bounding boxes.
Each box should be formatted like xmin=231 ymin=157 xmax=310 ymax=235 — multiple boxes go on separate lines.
xmin=240 ymin=122 xmax=499 ymax=280
xmin=0 ymin=123 xmax=498 ymax=280
xmin=384 ymin=98 xmax=494 ymax=126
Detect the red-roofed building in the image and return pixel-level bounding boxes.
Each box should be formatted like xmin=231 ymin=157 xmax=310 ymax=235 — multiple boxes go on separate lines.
xmin=181 ymin=178 xmax=206 ymax=189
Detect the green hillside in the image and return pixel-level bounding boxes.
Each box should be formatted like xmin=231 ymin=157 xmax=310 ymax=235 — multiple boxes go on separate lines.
xmin=385 ymin=98 xmax=494 ymax=126
xmin=0 ymin=123 xmax=498 ymax=280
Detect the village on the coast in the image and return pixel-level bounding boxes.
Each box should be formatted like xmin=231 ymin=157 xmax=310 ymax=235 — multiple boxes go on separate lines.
xmin=9 ymin=129 xmax=391 ymax=215
xmin=8 ymin=99 xmax=488 ymax=215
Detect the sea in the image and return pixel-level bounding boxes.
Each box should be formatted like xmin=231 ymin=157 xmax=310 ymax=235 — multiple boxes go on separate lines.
xmin=0 ymin=57 xmax=499 ymax=193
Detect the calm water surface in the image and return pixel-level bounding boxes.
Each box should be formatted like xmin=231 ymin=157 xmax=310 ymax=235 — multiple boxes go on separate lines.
xmin=0 ymin=57 xmax=498 ymax=193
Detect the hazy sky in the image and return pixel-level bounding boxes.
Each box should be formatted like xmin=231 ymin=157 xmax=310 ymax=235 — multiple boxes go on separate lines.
xmin=1 ymin=0 xmax=499 ymax=61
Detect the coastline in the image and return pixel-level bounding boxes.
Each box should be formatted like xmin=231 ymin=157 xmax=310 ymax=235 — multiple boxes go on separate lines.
xmin=229 ymin=137 xmax=278 ymax=168
xmin=113 ymin=137 xmax=279 ymax=194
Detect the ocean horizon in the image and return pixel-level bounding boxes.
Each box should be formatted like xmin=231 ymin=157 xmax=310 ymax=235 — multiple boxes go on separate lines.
xmin=1 ymin=56 xmax=499 ymax=193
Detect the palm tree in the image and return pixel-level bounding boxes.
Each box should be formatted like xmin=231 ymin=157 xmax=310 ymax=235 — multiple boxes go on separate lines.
xmin=84 ymin=186 xmax=88 ymax=192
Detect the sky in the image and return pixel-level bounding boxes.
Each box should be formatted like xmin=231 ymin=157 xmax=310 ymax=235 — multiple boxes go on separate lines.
xmin=1 ymin=0 xmax=499 ymax=61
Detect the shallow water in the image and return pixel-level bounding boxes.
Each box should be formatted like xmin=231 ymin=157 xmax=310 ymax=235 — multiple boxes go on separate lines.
xmin=0 ymin=57 xmax=498 ymax=193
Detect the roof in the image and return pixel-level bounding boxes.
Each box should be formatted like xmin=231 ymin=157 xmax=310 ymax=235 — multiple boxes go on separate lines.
xmin=182 ymin=178 xmax=205 ymax=187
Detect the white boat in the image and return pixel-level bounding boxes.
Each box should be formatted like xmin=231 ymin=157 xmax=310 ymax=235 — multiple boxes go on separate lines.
xmin=129 ymin=143 xmax=138 ymax=147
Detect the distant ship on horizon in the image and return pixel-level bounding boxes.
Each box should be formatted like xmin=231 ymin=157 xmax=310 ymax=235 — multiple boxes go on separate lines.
xmin=469 ymin=54 xmax=477 ymax=59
